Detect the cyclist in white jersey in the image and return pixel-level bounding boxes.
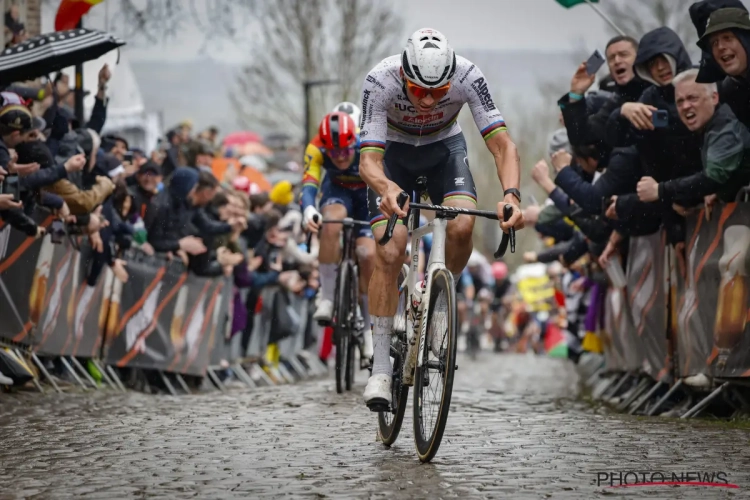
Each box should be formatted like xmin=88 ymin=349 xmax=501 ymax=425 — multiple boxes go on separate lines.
xmin=359 ymin=28 xmax=525 ymax=408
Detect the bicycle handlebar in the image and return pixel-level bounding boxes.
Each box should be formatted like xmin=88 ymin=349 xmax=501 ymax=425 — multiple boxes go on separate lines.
xmin=377 ymin=191 xmax=516 ymax=259
xmin=305 ymin=215 xmax=372 ymax=254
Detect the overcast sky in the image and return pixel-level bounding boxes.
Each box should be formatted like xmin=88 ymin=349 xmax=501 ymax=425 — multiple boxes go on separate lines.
xmin=68 ymin=0 xmax=615 ymax=62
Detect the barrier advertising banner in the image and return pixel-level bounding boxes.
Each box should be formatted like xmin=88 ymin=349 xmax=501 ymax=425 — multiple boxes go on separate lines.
xmin=678 ymin=203 xmax=750 ymax=378
xmin=103 ymin=257 xmax=227 ymax=377
xmin=626 ymin=232 xmax=669 ymax=381
xmin=0 ymin=212 xmax=55 ymax=346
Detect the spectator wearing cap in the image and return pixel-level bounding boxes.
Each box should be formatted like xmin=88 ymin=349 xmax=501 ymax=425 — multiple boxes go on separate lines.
xmin=131 ymin=161 xmax=161 ymax=220
xmin=692 ymin=3 xmax=750 ymax=129
xmin=0 ymin=104 xmax=39 ymax=164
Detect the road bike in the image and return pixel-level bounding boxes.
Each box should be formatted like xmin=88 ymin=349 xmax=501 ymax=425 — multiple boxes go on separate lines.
xmin=309 ymin=217 xmax=370 ymax=394
xmin=375 ymin=179 xmax=515 ymax=462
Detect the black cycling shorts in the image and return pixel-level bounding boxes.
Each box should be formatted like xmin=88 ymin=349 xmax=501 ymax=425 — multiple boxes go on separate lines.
xmin=367 ymin=132 xmax=477 ymax=230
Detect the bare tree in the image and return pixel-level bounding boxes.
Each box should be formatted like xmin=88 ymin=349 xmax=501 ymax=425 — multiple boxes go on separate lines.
xmin=599 ymin=0 xmax=699 ymax=57
xmin=41 ymin=0 xmax=259 ymax=46
xmin=230 ymin=0 xmax=403 ymax=136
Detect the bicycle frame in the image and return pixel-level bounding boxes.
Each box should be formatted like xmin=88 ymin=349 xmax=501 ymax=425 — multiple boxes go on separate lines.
xmin=379 ymin=193 xmax=515 ymax=382
xmin=402 ymin=212 xmax=450 ymax=371
xmin=325 ymin=218 xmax=369 ymax=330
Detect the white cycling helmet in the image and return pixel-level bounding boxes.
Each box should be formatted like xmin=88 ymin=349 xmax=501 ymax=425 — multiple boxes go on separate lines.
xmin=331 ymin=102 xmax=361 ymax=130
xmin=402 ymin=28 xmax=457 ymax=88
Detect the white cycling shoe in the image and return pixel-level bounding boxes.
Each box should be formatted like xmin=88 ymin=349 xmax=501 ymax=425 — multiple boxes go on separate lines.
xmin=363 ymin=373 xmax=392 ymax=410
xmin=313 ymin=299 xmax=334 ymax=324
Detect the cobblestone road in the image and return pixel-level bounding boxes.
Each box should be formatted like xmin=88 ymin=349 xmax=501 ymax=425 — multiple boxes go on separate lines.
xmin=1 ymin=353 xmax=749 ymax=499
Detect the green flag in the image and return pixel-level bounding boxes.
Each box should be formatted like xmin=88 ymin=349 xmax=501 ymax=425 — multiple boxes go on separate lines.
xmin=555 ymin=0 xmax=624 ymax=35
xmin=556 ymin=0 xmax=599 ymax=8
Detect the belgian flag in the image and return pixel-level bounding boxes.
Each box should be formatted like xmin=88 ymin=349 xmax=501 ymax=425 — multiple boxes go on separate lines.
xmin=54 ymin=0 xmax=104 ymax=32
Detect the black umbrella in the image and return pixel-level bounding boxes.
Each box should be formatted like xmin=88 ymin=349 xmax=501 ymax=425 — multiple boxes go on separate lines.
xmin=0 ymin=28 xmax=125 ymax=84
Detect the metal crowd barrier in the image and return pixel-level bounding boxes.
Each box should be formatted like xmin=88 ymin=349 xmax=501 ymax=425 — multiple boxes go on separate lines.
xmin=594 ymin=200 xmax=750 ymax=417
xmin=0 ymin=209 xmax=327 ymax=394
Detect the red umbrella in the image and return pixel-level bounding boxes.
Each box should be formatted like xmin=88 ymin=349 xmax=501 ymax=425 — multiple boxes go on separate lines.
xmin=222 ymin=131 xmax=262 ymax=147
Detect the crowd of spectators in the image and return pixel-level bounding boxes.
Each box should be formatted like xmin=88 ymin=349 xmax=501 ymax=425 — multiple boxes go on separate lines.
xmin=518 ymin=0 xmax=750 ymax=369
xmin=0 ymin=48 xmax=319 ymax=383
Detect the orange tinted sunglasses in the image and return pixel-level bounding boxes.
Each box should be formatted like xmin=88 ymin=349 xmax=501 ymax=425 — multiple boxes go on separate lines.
xmin=401 ymin=69 xmax=451 ymax=100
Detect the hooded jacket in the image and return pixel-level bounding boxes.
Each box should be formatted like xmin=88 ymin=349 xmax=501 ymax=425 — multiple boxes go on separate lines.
xmin=690 ymin=1 xmax=750 ymax=128
xmin=145 ymin=166 xmax=199 ymax=253
xmin=560 ymin=81 xmax=652 ymax=149
xmin=145 ymin=167 xmax=231 ymax=254
xmin=608 ymin=27 xmax=702 ymax=243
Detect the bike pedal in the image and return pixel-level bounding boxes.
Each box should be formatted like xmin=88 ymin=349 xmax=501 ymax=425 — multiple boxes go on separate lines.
xmin=455 ymin=365 xmax=458 ymax=370
xmin=366 ymin=399 xmax=390 ymax=413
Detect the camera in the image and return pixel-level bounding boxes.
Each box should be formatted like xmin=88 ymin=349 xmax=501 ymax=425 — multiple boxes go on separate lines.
xmin=49 ymin=219 xmax=66 ymax=245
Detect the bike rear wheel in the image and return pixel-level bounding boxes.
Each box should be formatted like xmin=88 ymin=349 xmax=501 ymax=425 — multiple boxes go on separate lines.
xmin=413 ymin=268 xmax=457 ymax=462
xmin=377 ymin=264 xmax=410 ymax=445
xmin=334 ymin=263 xmax=352 ymax=394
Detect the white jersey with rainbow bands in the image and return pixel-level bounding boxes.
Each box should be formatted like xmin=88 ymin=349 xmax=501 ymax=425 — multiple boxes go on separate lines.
xmin=359 ymin=54 xmax=507 ymax=154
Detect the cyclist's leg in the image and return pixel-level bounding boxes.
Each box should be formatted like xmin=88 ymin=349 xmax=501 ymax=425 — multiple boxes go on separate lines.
xmin=426 ymin=133 xmax=477 ymax=277
xmin=352 ymin=187 xmax=376 ymax=360
xmin=363 ymin=149 xmax=412 ymax=405
xmin=314 ymin=179 xmax=349 ymax=322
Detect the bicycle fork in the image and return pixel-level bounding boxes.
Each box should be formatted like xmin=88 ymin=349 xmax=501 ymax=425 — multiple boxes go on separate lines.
xmin=402 ymin=279 xmax=430 ymax=387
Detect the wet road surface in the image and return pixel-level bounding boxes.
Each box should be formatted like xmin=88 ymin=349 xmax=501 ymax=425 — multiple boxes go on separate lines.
xmin=1 ymin=353 xmax=749 ymax=499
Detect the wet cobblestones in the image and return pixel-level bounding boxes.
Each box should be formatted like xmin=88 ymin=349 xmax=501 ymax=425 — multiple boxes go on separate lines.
xmin=1 ymin=353 xmax=749 ymax=499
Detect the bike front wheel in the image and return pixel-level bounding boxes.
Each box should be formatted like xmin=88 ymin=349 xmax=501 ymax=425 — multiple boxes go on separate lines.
xmin=413 ymin=268 xmax=457 ymax=462
xmin=334 ymin=262 xmax=353 ymax=394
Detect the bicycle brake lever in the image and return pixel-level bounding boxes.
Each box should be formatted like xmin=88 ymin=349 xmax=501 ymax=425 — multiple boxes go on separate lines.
xmin=493 ymin=204 xmax=516 ymax=259
xmin=305 ymin=214 xmax=320 ymax=254
xmin=379 ymin=192 xmax=409 ymax=246
xmin=505 ymin=204 xmax=516 ymax=254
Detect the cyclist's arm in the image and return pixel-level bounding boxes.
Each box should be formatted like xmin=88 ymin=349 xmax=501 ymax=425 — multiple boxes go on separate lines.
xmin=461 ymin=64 xmax=520 ymax=201
xmin=360 ymin=151 xmax=389 ymax=196
xmin=301 ymin=143 xmax=324 ymax=210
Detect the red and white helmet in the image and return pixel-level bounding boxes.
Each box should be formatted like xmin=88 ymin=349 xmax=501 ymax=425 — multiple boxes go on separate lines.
xmin=331 ymin=102 xmax=361 ymax=130
xmin=319 ymin=112 xmax=356 ymax=150
xmin=401 ymin=28 xmax=456 ymax=88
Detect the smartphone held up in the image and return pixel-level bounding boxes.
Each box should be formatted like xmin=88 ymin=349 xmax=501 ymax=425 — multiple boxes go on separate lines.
xmin=585 ymin=49 xmax=606 ymax=75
